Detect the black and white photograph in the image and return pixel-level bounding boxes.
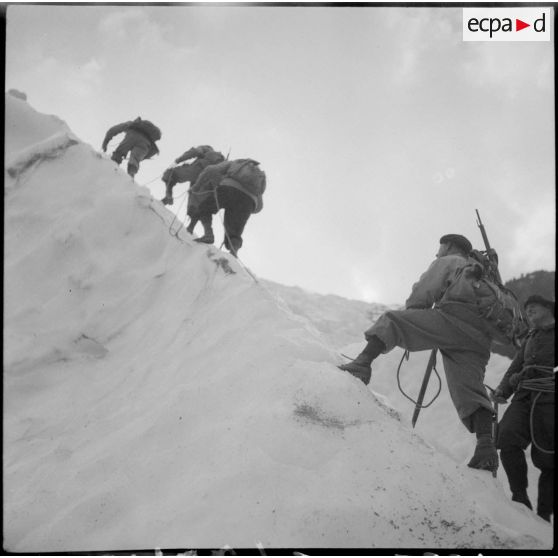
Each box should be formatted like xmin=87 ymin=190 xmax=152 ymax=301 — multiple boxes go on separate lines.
xmin=3 ymin=1 xmax=555 ymax=553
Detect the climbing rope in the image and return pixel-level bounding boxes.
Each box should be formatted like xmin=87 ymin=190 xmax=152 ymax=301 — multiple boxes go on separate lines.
xmin=140 ymin=173 xmax=163 ymax=187
xmin=167 ymin=192 xmax=190 ymax=238
xmin=396 ymin=350 xmax=443 ymax=409
xmin=517 ymin=365 xmax=555 ymax=454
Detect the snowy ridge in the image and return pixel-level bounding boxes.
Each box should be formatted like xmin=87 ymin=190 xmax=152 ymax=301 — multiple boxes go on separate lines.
xmin=4 ymin=94 xmax=553 ymax=551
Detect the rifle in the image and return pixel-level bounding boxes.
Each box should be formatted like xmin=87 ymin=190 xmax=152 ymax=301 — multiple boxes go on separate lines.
xmin=475 ymin=209 xmax=502 ymax=284
xmin=412 ymin=349 xmax=437 ymax=428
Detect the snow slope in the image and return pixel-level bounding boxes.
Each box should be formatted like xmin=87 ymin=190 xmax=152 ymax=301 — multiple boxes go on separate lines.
xmin=3 ymin=94 xmax=553 ymax=552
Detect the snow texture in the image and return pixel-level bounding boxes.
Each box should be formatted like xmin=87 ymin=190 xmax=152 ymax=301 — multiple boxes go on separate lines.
xmin=3 ymin=94 xmax=553 ymax=552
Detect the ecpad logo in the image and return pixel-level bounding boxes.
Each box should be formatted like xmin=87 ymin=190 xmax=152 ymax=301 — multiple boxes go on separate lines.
xmin=463 ymin=8 xmax=550 ymax=41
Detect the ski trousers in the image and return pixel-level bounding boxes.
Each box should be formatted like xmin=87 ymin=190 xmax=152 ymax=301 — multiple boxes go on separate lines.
xmin=112 ymin=134 xmax=150 ymax=175
xmin=365 ymin=308 xmax=493 ymax=432
xmin=497 ymin=394 xmax=554 ymax=516
xmin=195 ymin=186 xmax=254 ymax=251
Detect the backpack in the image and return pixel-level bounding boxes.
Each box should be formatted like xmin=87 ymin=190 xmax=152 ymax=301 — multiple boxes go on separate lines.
xmin=450 ymin=250 xmax=527 ymax=346
xmin=227 ymin=159 xmax=266 ymax=197
xmin=128 ymin=119 xmax=161 ymax=143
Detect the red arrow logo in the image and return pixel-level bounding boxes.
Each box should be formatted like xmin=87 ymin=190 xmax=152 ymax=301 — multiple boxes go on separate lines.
xmin=516 ymin=19 xmax=530 ymax=31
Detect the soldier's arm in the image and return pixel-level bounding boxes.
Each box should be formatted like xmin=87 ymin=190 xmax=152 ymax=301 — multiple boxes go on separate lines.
xmin=175 ymin=147 xmax=200 ymax=164
xmin=496 ymin=343 xmax=526 ymax=399
xmin=405 ymin=258 xmax=455 ymax=309
xmin=102 ymin=121 xmax=131 ymax=150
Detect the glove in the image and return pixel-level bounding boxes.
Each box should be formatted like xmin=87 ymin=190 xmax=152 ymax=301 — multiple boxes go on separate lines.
xmin=101 ymin=143 xmax=107 ymax=153
xmin=490 ymin=388 xmax=508 ymax=405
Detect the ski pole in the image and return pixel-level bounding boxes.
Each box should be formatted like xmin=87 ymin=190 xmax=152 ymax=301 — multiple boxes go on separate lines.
xmin=412 ymin=349 xmax=437 ymax=428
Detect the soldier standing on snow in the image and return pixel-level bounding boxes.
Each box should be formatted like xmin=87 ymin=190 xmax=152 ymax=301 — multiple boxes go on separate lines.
xmin=339 ymin=234 xmax=500 ymax=474
xmin=491 ymin=295 xmax=555 ymax=522
xmin=186 ymin=158 xmax=266 ymax=257
xmin=102 ymin=117 xmax=161 ymax=178
xmin=160 ymin=145 xmax=225 ymax=206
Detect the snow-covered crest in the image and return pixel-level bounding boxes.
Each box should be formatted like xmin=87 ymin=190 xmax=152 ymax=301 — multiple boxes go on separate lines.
xmin=3 ymin=94 xmax=552 ymax=552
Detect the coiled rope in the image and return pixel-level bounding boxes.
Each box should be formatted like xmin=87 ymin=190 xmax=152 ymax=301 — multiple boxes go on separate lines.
xmin=517 ymin=365 xmax=556 ymax=454
xmin=396 ymin=350 xmax=443 ymax=409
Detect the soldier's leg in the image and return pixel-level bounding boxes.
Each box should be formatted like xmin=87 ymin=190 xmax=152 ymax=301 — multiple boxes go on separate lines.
xmin=192 ymin=196 xmax=217 ymax=244
xmin=218 ymin=187 xmax=253 ymax=256
xmin=127 ymin=144 xmax=149 ymax=178
xmin=340 ymin=308 xmax=487 ymax=385
xmin=438 ymin=348 xmax=498 ymax=472
xmin=439 ymin=349 xmax=492 ymax=429
xmin=497 ymin=399 xmax=532 ymax=508
xmin=530 ymin=399 xmax=554 ymax=521
xmin=194 ymin=214 xmax=214 ymax=244
xmin=111 ymin=141 xmax=128 ymax=165
xmin=536 ymin=469 xmax=553 ymax=521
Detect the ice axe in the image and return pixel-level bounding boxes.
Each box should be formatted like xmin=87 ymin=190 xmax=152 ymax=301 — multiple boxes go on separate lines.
xmin=483 ymin=383 xmax=500 ymax=478
xmin=411 ymin=349 xmax=438 ymax=428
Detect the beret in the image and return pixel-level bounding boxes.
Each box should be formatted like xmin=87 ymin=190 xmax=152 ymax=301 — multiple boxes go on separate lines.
xmin=524 ymin=295 xmax=555 ymax=314
xmin=439 ymin=234 xmax=473 ymax=254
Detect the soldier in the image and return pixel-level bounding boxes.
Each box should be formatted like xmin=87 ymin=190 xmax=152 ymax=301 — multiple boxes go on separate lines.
xmin=339 ymin=234 xmax=499 ymax=473
xmin=492 ymin=295 xmax=555 ymax=522
xmin=187 ymin=158 xmax=266 ymax=256
xmin=102 ymin=117 xmax=161 ymax=178
xmin=161 ymin=145 xmax=224 ymax=206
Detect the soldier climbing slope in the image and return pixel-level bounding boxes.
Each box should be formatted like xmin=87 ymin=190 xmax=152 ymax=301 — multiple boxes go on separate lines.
xmin=492 ymin=294 xmax=555 ymax=522
xmin=102 ymin=117 xmax=161 ymax=178
xmin=187 ymin=158 xmax=266 ymax=257
xmin=161 ymin=145 xmax=225 ymax=206
xmin=339 ymin=234 xmax=513 ymax=475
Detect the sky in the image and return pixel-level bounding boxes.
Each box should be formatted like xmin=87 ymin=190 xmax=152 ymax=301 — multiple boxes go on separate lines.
xmin=4 ymin=2 xmax=555 ymax=304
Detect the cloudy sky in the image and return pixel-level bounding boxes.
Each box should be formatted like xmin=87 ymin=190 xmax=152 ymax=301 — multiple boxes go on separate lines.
xmin=5 ymin=3 xmax=555 ymax=304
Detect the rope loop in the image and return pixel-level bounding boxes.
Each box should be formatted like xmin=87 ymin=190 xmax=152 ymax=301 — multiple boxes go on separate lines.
xmin=396 ymin=350 xmax=442 ymax=409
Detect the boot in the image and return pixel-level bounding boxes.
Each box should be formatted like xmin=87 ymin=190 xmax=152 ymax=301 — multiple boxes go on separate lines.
xmin=194 ymin=217 xmax=214 ymax=244
xmin=226 ymin=235 xmax=242 ymax=257
xmin=467 ymin=407 xmax=498 ymax=473
xmin=337 ymin=336 xmax=385 ymax=385
xmin=500 ymin=448 xmax=533 ymax=509
xmin=186 ymin=218 xmax=198 ymax=235
xmin=127 ymin=162 xmax=138 ymax=178
xmin=537 ymin=468 xmax=554 ymax=522
xmin=161 ymin=196 xmax=173 ymax=205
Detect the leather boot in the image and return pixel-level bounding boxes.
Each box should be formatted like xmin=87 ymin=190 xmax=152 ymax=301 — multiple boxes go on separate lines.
xmin=467 ymin=407 xmax=499 ymax=473
xmin=501 ymin=448 xmax=531 ymax=509
xmin=537 ymin=468 xmax=553 ymax=521
xmin=338 ymin=336 xmax=385 ymax=385
xmin=194 ymin=217 xmax=214 ymax=244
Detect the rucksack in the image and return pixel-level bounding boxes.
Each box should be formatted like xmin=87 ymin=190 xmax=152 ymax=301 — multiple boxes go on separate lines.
xmin=449 ymin=250 xmax=527 ymax=346
xmin=128 ymin=119 xmax=161 ymax=143
xmin=227 ymin=159 xmax=266 ymax=198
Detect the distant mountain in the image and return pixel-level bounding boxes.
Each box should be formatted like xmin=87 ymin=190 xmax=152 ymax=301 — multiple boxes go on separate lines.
xmin=491 ymin=270 xmax=555 ymax=359
xmin=505 ymin=270 xmax=555 ymax=304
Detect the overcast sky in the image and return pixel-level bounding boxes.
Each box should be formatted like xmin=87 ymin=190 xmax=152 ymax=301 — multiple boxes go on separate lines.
xmin=5 ymin=3 xmax=555 ymax=304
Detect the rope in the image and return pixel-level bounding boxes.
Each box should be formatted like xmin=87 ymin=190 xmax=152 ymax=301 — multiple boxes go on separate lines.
xmin=396 ymin=350 xmax=443 ymax=409
xmin=516 ymin=368 xmax=555 ymax=455
xmin=168 ymin=192 xmax=189 ymax=238
xmin=140 ymin=173 xmax=163 ymax=187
